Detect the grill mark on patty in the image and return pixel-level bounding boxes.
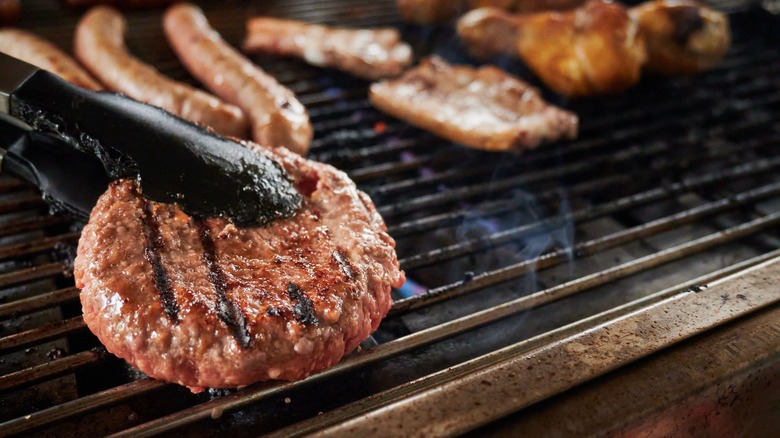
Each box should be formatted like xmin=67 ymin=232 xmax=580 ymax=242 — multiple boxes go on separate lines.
xmin=195 ymin=219 xmax=252 ymax=348
xmin=140 ymin=201 xmax=179 ymax=321
xmin=287 ymin=282 xmax=319 ymax=325
xmin=333 ymin=248 xmax=355 ymax=280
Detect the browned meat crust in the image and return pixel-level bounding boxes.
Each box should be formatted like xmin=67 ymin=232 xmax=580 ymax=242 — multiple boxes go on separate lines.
xmin=164 ymin=3 xmax=312 ymax=155
xmin=630 ymin=0 xmax=730 ymax=75
xmin=243 ymin=18 xmax=413 ymax=80
xmin=74 ymin=144 xmax=405 ymax=392
xmin=0 ymin=0 xmax=19 ymax=25
xmin=0 ymin=29 xmax=101 ymax=90
xmin=458 ymin=1 xmax=647 ymax=96
xmin=74 ymin=6 xmax=248 ymax=138
xmin=396 ymin=0 xmax=585 ymax=24
xmin=369 ymin=57 xmax=578 ymax=152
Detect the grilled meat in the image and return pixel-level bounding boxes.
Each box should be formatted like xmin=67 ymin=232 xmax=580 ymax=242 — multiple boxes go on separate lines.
xmin=457 ymin=1 xmax=646 ymax=96
xmin=0 ymin=29 xmax=101 ymax=90
xmin=74 ymin=144 xmax=405 ymax=392
xmin=164 ymin=3 xmax=312 ymax=155
xmin=630 ymin=0 xmax=730 ymax=75
xmin=396 ymin=0 xmax=585 ymax=24
xmin=0 ymin=0 xmax=19 ymax=24
xmin=75 ymin=6 xmax=249 ymax=138
xmin=243 ymin=18 xmax=413 ymax=80
xmin=369 ymin=56 xmax=578 ymax=151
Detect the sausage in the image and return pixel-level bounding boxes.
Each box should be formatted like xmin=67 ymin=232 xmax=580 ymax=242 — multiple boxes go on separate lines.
xmin=242 ymin=17 xmax=413 ymax=80
xmin=74 ymin=6 xmax=248 ymax=138
xmin=0 ymin=0 xmax=19 ymax=25
xmin=0 ymin=29 xmax=101 ymax=90
xmin=163 ymin=3 xmax=312 ymax=155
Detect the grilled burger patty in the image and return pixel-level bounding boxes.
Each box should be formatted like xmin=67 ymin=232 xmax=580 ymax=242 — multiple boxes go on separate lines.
xmin=74 ymin=145 xmax=405 ymax=392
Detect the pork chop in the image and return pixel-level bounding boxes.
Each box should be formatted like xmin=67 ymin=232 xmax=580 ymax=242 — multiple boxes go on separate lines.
xmin=369 ymin=56 xmax=578 ymax=151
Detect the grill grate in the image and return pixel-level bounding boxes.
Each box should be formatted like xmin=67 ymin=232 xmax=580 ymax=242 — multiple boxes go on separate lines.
xmin=2 ymin=0 xmax=780 ymax=436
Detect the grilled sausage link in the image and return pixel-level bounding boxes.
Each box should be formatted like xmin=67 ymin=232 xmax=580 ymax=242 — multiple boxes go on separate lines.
xmin=0 ymin=29 xmax=102 ymax=90
xmin=164 ymin=3 xmax=312 ymax=155
xmin=75 ymin=6 xmax=249 ymax=138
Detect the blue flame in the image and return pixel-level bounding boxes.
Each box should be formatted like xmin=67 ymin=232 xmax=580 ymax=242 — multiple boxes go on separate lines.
xmin=397 ymin=277 xmax=428 ymax=298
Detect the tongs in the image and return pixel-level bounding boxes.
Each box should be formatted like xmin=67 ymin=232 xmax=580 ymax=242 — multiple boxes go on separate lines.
xmin=0 ymin=52 xmax=300 ymax=226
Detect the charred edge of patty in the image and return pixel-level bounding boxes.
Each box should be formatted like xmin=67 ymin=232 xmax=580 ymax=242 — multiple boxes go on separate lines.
xmin=195 ymin=218 xmax=252 ymax=348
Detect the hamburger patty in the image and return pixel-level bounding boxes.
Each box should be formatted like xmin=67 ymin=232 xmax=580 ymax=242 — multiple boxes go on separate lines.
xmin=74 ymin=145 xmax=405 ymax=392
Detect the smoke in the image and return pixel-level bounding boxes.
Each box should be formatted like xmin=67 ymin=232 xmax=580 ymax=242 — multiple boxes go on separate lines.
xmin=398 ymin=185 xmax=575 ymax=297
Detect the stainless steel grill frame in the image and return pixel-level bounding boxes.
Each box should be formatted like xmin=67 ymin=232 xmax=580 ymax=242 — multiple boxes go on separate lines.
xmin=1 ymin=1 xmax=779 ymax=436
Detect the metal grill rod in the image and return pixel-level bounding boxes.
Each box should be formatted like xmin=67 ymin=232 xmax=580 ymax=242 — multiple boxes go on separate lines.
xmin=0 ymin=196 xmax=47 ymax=215
xmin=0 ymin=179 xmax=26 ymax=194
xmin=309 ymin=100 xmax=372 ymax=120
xmin=271 ymin=257 xmax=780 ymax=438
xmin=399 ymin=165 xmax=780 ymax=272
xmin=0 ymin=232 xmax=79 ymax=261
xmin=0 ymin=215 xmax=68 ymax=238
xmin=0 ymin=286 xmax=79 ymax=320
xmin=0 ymin=317 xmax=85 ymax=353
xmin=378 ymin=120 xmax=780 ymax=218
xmin=7 ymin=247 xmax=780 ymax=436
xmin=0 ymin=262 xmax=68 ymax=289
xmin=388 ymin=154 xmax=780 ymax=238
xmin=394 ymin=179 xmax=780 ymax=310
xmin=376 ymin=115 xmax=780 ymax=217
xmin=373 ymin=114 xmax=771 ymax=199
xmin=0 ymin=379 xmax=168 ymax=436
xmin=0 ymin=349 xmax=105 ymax=394
xmin=319 ymin=136 xmax=444 ymax=166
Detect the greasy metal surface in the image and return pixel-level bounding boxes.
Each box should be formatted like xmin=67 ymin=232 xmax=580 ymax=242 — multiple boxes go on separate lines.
xmin=475 ymin=305 xmax=780 ymax=437
xmin=289 ymin=256 xmax=780 ymax=437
